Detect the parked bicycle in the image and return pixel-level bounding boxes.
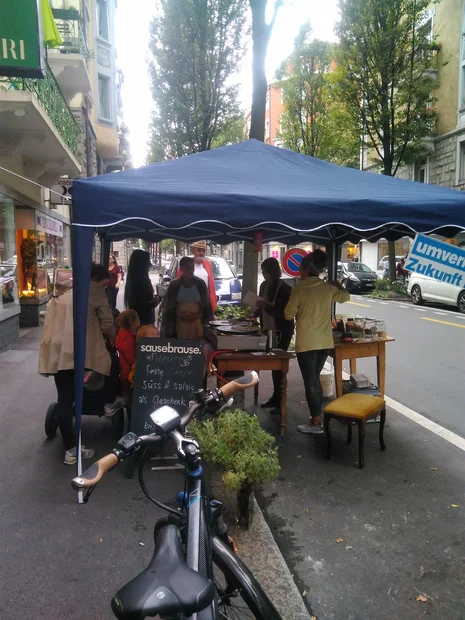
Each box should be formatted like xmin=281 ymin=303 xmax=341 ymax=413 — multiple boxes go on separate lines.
xmin=72 ymin=372 xmax=283 ymax=620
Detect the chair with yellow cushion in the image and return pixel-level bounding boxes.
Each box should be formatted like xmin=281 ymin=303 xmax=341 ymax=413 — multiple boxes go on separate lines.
xmin=323 ymin=394 xmax=386 ymax=469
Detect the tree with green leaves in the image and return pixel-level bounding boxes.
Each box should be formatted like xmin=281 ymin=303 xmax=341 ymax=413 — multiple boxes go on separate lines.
xmin=336 ymin=0 xmax=442 ymax=281
xmin=147 ymin=0 xmax=247 ymax=162
xmin=336 ymin=0 xmax=441 ymax=177
xmin=211 ymin=114 xmax=246 ymax=148
xmin=276 ymin=23 xmax=360 ymax=167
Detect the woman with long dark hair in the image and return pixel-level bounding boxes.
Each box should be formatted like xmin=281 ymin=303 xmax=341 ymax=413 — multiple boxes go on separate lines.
xmin=124 ymin=249 xmax=160 ymax=325
xmin=256 ymin=257 xmax=294 ymax=412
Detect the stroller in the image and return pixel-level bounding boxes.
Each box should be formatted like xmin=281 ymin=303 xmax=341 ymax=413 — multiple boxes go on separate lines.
xmin=45 ymin=337 xmax=125 ymax=441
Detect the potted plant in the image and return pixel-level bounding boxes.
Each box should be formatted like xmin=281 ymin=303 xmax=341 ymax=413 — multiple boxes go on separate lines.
xmin=190 ymin=409 xmax=280 ymax=529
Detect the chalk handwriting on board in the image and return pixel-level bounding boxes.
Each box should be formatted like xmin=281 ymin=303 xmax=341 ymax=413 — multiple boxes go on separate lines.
xmin=130 ymin=338 xmax=204 ymax=439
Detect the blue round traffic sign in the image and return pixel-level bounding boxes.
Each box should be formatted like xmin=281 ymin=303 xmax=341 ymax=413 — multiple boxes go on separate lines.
xmin=282 ymin=248 xmax=308 ymax=277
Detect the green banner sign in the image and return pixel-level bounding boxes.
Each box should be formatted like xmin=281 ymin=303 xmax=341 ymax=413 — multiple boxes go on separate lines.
xmin=0 ymin=0 xmax=45 ymax=78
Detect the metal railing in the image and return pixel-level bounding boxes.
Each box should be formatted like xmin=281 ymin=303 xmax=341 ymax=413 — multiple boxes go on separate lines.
xmin=52 ymin=16 xmax=92 ymax=66
xmin=0 ymin=62 xmax=80 ymax=156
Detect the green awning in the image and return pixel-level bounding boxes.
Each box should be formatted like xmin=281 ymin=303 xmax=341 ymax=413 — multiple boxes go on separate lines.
xmin=41 ymin=0 xmax=63 ymax=48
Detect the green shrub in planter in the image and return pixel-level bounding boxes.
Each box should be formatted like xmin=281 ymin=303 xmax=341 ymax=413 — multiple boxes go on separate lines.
xmin=190 ymin=409 xmax=280 ymax=528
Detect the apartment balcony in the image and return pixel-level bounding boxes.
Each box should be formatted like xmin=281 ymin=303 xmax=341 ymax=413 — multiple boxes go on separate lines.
xmin=47 ymin=8 xmax=92 ymax=103
xmin=421 ymin=47 xmax=439 ymax=82
xmin=0 ymin=62 xmax=81 ymax=182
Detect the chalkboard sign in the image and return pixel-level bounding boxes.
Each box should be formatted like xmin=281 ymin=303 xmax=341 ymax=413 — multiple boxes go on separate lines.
xmin=130 ymin=338 xmax=205 ymax=437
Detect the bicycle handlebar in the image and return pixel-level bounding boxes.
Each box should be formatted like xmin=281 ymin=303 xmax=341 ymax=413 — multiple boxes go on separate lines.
xmin=71 ymin=453 xmax=119 ymax=490
xmin=71 ymin=372 xmax=260 ymax=492
xmin=219 ymin=371 xmax=259 ymax=398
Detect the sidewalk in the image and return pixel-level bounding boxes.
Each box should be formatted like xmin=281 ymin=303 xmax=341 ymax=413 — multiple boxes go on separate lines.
xmin=250 ymin=363 xmax=465 ymax=620
xmin=0 ymin=328 xmax=308 ymax=620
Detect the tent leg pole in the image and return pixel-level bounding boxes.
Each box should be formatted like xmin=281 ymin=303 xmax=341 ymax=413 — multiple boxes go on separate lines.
xmin=242 ymin=241 xmax=259 ymax=303
xmin=77 ymin=429 xmax=84 ymax=504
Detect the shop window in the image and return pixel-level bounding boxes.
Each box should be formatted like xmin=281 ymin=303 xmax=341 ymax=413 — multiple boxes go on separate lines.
xmin=98 ymin=74 xmax=111 ymax=120
xmin=97 ymin=0 xmax=109 ymax=40
xmin=0 ymin=195 xmax=19 ymax=317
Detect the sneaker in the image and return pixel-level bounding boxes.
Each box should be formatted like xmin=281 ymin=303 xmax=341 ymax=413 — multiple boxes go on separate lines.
xmin=64 ymin=446 xmax=95 ymax=465
xmin=297 ymin=424 xmax=324 ymax=435
xmin=104 ymin=396 xmax=125 ymax=417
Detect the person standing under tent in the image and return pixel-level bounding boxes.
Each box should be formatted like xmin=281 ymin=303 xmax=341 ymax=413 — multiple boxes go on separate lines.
xmin=285 ymin=250 xmax=350 ymax=434
xmin=184 ymin=240 xmax=218 ymax=313
xmin=39 ymin=265 xmax=117 ymax=464
xmin=124 ymin=249 xmax=160 ymax=325
xmin=256 ymin=257 xmax=294 ymax=413
xmin=162 ymin=256 xmax=213 ymax=339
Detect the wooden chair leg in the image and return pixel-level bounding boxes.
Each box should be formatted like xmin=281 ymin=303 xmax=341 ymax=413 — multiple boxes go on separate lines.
xmin=357 ymin=420 xmax=366 ymax=469
xmin=379 ymin=407 xmax=386 ymax=451
xmin=324 ymin=415 xmax=332 ymax=460
xmin=347 ymin=419 xmax=353 ymax=445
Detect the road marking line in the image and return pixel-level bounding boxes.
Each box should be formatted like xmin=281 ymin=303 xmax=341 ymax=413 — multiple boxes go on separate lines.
xmin=415 ymin=308 xmax=428 ymax=311
xmin=434 ymin=312 xmax=447 ymax=316
xmin=399 ymin=305 xmax=410 ymax=308
xmin=384 ymin=397 xmax=465 ymax=453
xmin=347 ymin=301 xmax=370 ymax=307
xmin=335 ymin=367 xmax=465 ymax=452
xmin=421 ymin=317 xmax=465 ymax=329
xmin=380 ymin=302 xmax=389 ymax=305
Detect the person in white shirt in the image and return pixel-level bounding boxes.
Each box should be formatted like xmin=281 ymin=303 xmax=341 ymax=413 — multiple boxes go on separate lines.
xmin=190 ymin=240 xmax=217 ymax=312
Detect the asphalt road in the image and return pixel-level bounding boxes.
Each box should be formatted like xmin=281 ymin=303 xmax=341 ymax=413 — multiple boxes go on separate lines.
xmin=337 ymin=294 xmax=465 ymax=438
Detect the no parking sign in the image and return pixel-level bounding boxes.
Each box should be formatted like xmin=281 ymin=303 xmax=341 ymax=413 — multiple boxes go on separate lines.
xmin=282 ymin=248 xmax=308 ymax=277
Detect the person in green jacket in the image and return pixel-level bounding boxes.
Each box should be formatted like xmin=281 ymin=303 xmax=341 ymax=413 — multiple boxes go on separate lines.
xmin=285 ymin=250 xmax=350 ymax=434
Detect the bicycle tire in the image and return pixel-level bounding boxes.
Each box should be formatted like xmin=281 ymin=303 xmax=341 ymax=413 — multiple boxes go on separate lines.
xmin=153 ymin=519 xmax=282 ymax=620
xmin=211 ymin=534 xmax=283 ymax=620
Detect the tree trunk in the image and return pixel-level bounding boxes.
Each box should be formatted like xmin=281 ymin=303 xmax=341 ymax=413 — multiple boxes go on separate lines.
xmin=236 ymin=480 xmax=254 ymax=529
xmin=241 ymin=241 xmax=259 ymax=302
xmin=388 ymin=240 xmax=396 ymax=284
xmin=249 ymin=0 xmax=269 ymax=141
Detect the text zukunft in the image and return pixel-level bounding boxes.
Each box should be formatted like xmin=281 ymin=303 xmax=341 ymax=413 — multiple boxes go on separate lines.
xmin=405 ymin=234 xmax=465 ymax=288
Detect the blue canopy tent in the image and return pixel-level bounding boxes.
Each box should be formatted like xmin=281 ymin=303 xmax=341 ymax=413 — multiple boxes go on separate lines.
xmin=71 ymin=139 xmax=465 ymax=485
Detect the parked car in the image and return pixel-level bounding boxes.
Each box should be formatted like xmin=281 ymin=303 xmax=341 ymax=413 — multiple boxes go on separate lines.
xmin=159 ymin=255 xmax=242 ymax=305
xmin=408 ymin=272 xmax=465 ymax=313
xmin=376 ymin=255 xmax=404 ymax=279
xmin=337 ymin=261 xmax=378 ymax=292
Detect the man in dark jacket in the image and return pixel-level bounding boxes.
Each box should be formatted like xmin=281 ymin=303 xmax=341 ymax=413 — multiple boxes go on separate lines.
xmin=256 ymin=257 xmax=294 ymax=412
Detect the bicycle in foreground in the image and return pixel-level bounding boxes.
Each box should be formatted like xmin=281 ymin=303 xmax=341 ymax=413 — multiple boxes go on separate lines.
xmin=72 ymin=372 xmax=283 ymax=620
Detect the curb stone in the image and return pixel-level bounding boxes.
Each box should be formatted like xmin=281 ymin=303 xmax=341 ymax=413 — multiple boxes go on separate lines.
xmin=230 ymin=498 xmax=311 ymax=619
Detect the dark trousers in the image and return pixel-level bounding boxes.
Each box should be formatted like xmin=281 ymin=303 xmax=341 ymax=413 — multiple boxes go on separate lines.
xmin=296 ymin=349 xmax=329 ymax=420
xmin=54 ymin=370 xmax=76 ymax=451
xmin=107 ymin=286 xmax=118 ymax=309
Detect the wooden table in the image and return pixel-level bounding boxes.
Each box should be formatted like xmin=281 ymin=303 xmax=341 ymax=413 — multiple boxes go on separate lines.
xmin=214 ymin=351 xmax=294 ymax=436
xmin=330 ymin=337 xmax=395 ymax=399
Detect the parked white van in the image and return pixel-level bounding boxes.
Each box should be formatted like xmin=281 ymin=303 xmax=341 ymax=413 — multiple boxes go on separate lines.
xmin=407 ymin=272 xmax=465 ymax=313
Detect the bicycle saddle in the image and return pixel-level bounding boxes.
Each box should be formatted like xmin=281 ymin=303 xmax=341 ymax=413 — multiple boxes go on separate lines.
xmin=111 ymin=524 xmax=215 ymax=619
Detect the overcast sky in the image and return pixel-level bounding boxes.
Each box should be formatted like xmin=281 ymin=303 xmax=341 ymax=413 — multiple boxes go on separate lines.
xmin=115 ymin=0 xmax=339 ymax=167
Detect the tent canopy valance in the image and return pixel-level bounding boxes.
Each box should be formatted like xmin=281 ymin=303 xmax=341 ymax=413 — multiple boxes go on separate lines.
xmin=72 ymin=140 xmax=465 ymax=246
xmin=69 ymin=139 xmax=465 ymax=488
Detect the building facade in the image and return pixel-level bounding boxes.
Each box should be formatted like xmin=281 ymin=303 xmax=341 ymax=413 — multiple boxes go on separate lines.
xmin=0 ymin=0 xmax=122 ymax=348
xmin=360 ymin=0 xmax=465 ymax=271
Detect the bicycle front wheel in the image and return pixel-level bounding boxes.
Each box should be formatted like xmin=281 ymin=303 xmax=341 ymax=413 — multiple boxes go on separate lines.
xmin=211 ymin=534 xmax=283 ymax=620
